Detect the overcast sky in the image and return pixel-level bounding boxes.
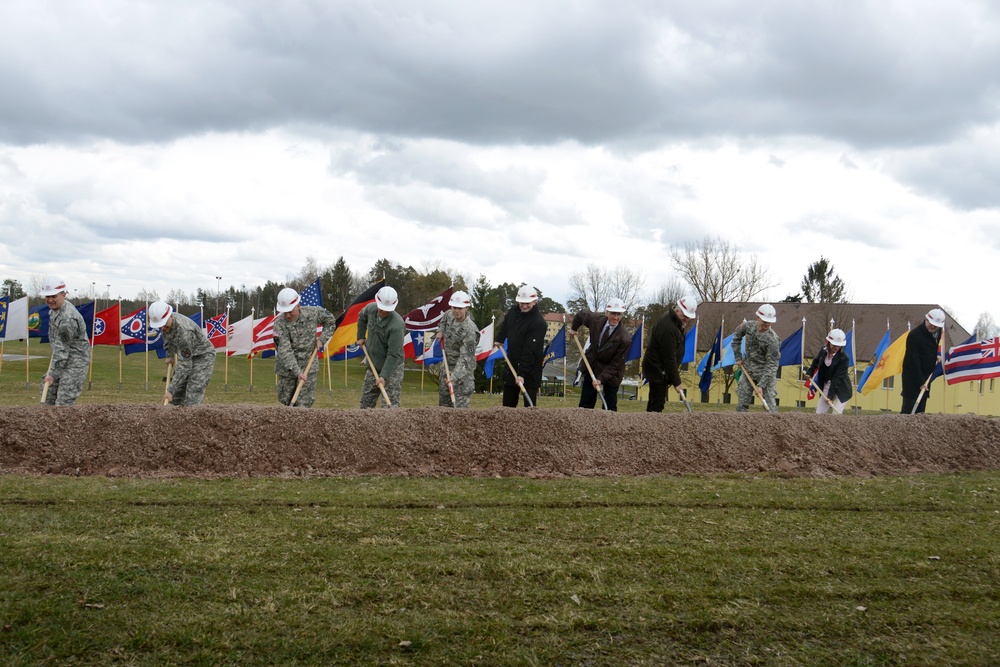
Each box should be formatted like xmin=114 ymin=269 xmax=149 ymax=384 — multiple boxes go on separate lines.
xmin=2 ymin=1 xmax=998 ymax=331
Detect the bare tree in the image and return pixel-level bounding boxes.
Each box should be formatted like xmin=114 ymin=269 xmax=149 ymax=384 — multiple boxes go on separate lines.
xmin=669 ymin=235 xmax=776 ymax=302
xmin=165 ymin=288 xmax=189 ymax=307
xmin=648 ymin=277 xmax=687 ymax=309
xmin=975 ymin=312 xmax=999 ymax=339
xmin=135 ymin=288 xmax=159 ymax=303
xmin=568 ymin=264 xmax=645 ymax=314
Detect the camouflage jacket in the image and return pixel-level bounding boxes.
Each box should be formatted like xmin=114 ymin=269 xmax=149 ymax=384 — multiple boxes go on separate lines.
xmin=273 ymin=306 xmax=337 ymax=377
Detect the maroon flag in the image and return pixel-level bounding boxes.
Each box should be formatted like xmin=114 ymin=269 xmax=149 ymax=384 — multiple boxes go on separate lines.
xmin=403 ymin=287 xmax=454 ymax=332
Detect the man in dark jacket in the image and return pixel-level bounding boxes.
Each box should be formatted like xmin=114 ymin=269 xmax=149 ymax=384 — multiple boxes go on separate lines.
xmin=495 ymin=285 xmax=547 ymax=407
xmin=642 ymin=295 xmax=698 ymax=412
xmin=901 ymin=308 xmax=944 ymax=414
xmin=570 ymin=297 xmax=632 ymax=411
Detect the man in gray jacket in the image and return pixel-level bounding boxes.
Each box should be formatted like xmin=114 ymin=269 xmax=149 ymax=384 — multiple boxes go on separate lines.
xmin=273 ymin=287 xmax=337 ymax=408
xmin=41 ymin=277 xmax=90 ymax=406
xmin=357 ymin=286 xmax=406 ymax=408
xmin=149 ymin=301 xmax=215 ymax=406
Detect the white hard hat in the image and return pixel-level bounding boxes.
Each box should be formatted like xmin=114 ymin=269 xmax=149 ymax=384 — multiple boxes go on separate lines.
xmin=276 ymin=287 xmax=300 ymax=313
xmin=755 ymin=303 xmax=777 ymax=323
xmin=148 ymin=301 xmax=173 ymax=329
xmin=606 ymin=297 xmax=626 ymax=313
xmin=826 ymin=328 xmax=847 ymax=347
xmin=515 ymin=285 xmax=538 ymax=304
xmin=375 ymin=286 xmax=398 ymax=312
xmin=40 ymin=276 xmax=68 ymax=297
xmin=449 ymin=290 xmax=472 ymax=308
xmin=677 ymin=294 xmax=698 ymax=319
xmin=926 ymin=308 xmax=946 ymax=328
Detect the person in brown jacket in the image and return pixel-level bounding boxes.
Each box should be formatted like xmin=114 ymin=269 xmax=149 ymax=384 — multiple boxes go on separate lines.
xmin=642 ymin=295 xmax=698 ymax=412
xmin=569 ymin=298 xmax=632 ymax=411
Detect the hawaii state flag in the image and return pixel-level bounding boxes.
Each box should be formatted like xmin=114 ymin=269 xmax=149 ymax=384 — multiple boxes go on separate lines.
xmin=327 ymin=280 xmax=384 ymax=356
xmin=92 ymin=303 xmax=121 ymax=345
xmin=944 ymin=337 xmax=1000 ymax=384
xmin=403 ymin=287 xmax=454 ymax=331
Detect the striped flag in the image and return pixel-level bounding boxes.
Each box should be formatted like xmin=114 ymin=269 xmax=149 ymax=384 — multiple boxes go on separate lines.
xmin=944 ymin=338 xmax=1000 ymax=384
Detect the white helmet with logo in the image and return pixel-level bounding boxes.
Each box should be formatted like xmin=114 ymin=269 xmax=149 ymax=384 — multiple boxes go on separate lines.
xmin=605 ymin=297 xmax=626 ymax=313
xmin=375 ymin=286 xmax=398 ymax=312
xmin=40 ymin=276 xmax=68 ymax=297
xmin=148 ymin=301 xmax=173 ymax=329
xmin=826 ymin=328 xmax=847 ymax=347
xmin=926 ymin=308 xmax=945 ymax=328
xmin=515 ymin=285 xmax=538 ymax=303
xmin=448 ymin=290 xmax=472 ymax=308
xmin=755 ymin=303 xmax=777 ymax=323
xmin=276 ymin=287 xmax=300 ymax=313
xmin=677 ymin=294 xmax=698 ymax=319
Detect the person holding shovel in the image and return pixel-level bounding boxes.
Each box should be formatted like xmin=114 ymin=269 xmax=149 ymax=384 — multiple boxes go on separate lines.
xmin=900 ymin=308 xmax=944 ymax=414
xmin=643 ymin=295 xmax=698 ymax=412
xmin=40 ymin=277 xmax=90 ymax=406
xmin=571 ymin=298 xmax=632 ymax=411
xmin=732 ymin=304 xmax=781 ymax=413
xmin=495 ymin=285 xmax=547 ymax=408
xmin=435 ymin=290 xmax=479 ymax=408
xmin=805 ymin=328 xmax=853 ymax=414
xmin=356 ymin=286 xmax=406 ymax=409
xmin=148 ymin=300 xmax=215 ymax=406
xmin=273 ymin=287 xmax=338 ymax=408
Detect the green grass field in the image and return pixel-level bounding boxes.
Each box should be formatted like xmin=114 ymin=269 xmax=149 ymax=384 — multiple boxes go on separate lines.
xmin=3 ymin=341 xmax=999 ymax=664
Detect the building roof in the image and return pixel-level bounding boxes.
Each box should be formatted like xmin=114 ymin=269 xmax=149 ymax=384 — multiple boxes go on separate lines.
xmin=690 ymin=302 xmax=971 ymax=361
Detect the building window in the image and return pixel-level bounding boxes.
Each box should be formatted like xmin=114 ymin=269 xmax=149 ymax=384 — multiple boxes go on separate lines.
xmin=882 ymin=376 xmax=894 ymax=390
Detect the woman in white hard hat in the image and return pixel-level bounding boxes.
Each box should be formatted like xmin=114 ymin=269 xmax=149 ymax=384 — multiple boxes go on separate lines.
xmin=900 ymin=308 xmax=945 ymax=414
xmin=435 ymin=290 xmax=479 ymax=408
xmin=148 ymin=300 xmax=216 ymax=406
xmin=40 ymin=276 xmax=91 ymax=406
xmin=494 ymin=285 xmax=547 ymax=407
xmin=805 ymin=328 xmax=853 ymax=414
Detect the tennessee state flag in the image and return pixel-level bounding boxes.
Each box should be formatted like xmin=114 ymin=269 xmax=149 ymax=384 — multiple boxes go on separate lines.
xmin=859 ymin=331 xmax=908 ymax=396
xmin=326 ymin=280 xmax=385 ymax=356
xmin=92 ymin=304 xmax=121 ymax=345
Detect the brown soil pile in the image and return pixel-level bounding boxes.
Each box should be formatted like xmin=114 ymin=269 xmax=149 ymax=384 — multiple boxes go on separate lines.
xmin=2 ymin=405 xmax=999 ymax=478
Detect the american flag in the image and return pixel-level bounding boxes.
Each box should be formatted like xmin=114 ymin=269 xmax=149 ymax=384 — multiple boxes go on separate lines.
xmin=944 ymin=338 xmax=1000 ymax=384
xmin=300 ymin=278 xmax=323 ymax=307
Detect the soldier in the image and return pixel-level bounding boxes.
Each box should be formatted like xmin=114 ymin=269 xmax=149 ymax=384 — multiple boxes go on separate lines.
xmin=436 ymin=290 xmax=479 ymax=408
xmin=40 ymin=277 xmax=90 ymax=406
xmin=732 ymin=304 xmax=781 ymax=412
xmin=148 ymin=300 xmax=215 ymax=406
xmin=273 ymin=287 xmax=337 ymax=408
xmin=356 ymin=286 xmax=406 ymax=408
xmin=642 ymin=295 xmax=698 ymax=412
xmin=494 ymin=285 xmax=547 ymax=408
xmin=570 ymin=297 xmax=633 ymax=411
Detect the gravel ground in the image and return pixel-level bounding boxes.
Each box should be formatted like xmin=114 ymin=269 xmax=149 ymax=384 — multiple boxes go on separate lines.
xmin=3 ymin=405 xmax=999 ymax=478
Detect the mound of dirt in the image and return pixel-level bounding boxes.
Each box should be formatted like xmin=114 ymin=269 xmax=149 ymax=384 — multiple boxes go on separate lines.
xmin=2 ymin=405 xmax=998 ymax=478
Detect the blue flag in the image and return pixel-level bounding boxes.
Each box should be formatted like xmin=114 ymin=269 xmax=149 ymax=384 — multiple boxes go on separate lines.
xmin=626 ymin=323 xmax=643 ymax=362
xmin=29 ymin=304 xmax=50 ymax=343
xmin=778 ymin=326 xmax=803 ymax=367
xmin=0 ymin=296 xmax=8 ymax=339
xmin=422 ymin=337 xmax=444 ymax=366
xmin=543 ymin=326 xmax=566 ymax=366
xmin=857 ymin=329 xmax=891 ymax=394
xmin=681 ymin=326 xmax=696 ymax=364
xmin=844 ymin=328 xmax=855 ymax=366
xmin=484 ymin=341 xmax=507 ymax=379
xmin=713 ymin=333 xmax=741 ymax=370
xmin=330 ymin=343 xmax=364 ymax=361
xmin=699 ymin=327 xmax=722 ymax=395
xmin=300 ymin=278 xmax=323 ymax=307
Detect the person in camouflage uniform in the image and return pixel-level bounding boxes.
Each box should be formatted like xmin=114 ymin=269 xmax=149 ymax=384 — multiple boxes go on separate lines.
xmin=357 ymin=286 xmax=406 ymax=409
xmin=731 ymin=304 xmax=781 ymax=412
xmin=40 ymin=277 xmax=90 ymax=406
xmin=273 ymin=287 xmax=337 ymax=408
xmin=436 ymin=290 xmax=479 ymax=408
xmin=149 ymin=301 xmax=215 ymax=406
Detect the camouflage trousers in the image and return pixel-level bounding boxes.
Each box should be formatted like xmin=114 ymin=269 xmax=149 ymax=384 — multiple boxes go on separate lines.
xmin=170 ymin=354 xmax=215 ymax=406
xmin=736 ymin=368 xmax=777 ymax=413
xmin=277 ymin=370 xmax=320 ymax=408
xmin=360 ymin=365 xmax=404 ymax=409
xmin=438 ymin=373 xmax=474 ymax=408
xmin=43 ymin=362 xmax=88 ymax=406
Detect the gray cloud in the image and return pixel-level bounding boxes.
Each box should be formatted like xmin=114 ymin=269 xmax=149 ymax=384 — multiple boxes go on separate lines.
xmin=2 ymin=2 xmax=998 ymax=150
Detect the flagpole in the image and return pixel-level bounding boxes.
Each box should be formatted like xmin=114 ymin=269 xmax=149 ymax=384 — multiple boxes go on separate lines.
xmin=88 ymin=301 xmax=96 ymax=390
xmin=886 ymin=319 xmax=893 ymax=413
xmin=798 ymin=317 xmax=805 ymax=410
xmin=717 ymin=318 xmax=724 ymax=406
xmin=939 ymin=318 xmax=947 ymax=414
xmin=224 ymin=306 xmax=230 ymax=390
xmin=850 ymin=319 xmax=858 ymax=415
xmin=325 ymin=339 xmax=333 ymax=396
xmin=562 ymin=314 xmax=567 ymax=401
xmin=143 ymin=301 xmax=149 ymax=392
xmin=118 ymin=298 xmax=123 ymax=389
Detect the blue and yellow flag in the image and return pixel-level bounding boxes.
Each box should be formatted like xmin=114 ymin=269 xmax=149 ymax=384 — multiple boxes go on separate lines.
xmin=859 ymin=331 xmax=907 ymax=396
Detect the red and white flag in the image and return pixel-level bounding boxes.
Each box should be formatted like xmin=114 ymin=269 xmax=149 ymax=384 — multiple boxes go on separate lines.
xmin=403 ymin=287 xmax=454 ymax=332
xmin=475 ymin=322 xmax=494 ymax=361
xmin=250 ymin=315 xmax=275 ymax=357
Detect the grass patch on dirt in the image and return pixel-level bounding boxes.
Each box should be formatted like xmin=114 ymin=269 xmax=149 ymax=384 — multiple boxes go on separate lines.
xmin=2 ymin=473 xmax=998 ymax=665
